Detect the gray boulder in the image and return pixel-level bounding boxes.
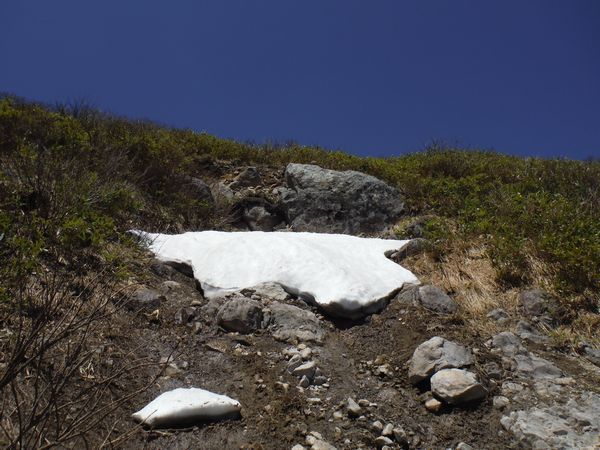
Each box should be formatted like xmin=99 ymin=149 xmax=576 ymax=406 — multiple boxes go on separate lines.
xmin=418 ymin=285 xmax=458 ymax=314
xmin=408 ymin=336 xmax=474 ymax=384
xmin=501 ymin=391 xmax=600 ymax=449
xmin=216 ymin=297 xmax=263 ymax=334
xmin=265 ymin=302 xmax=325 ymax=344
xmin=279 ymin=163 xmax=404 ymax=234
xmin=430 ymin=368 xmax=487 ymax=404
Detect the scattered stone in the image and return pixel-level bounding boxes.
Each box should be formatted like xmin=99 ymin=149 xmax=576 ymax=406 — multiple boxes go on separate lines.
xmin=393 ymin=427 xmax=407 ymax=444
xmin=408 ymin=336 xmax=474 ymax=384
xmin=374 ymin=364 xmax=393 ymax=377
xmin=484 ymin=362 xmax=503 ymax=380
xmin=211 ymin=181 xmax=235 ymax=201
xmin=241 ymin=282 xmax=290 ymax=302
xmin=430 ymin=369 xmax=487 ymax=404
xmin=216 ymin=297 xmax=263 ymax=334
xmin=266 ymin=303 xmax=325 ymax=344
xmin=127 ymin=286 xmax=164 ymax=311
xmin=513 ymin=353 xmax=563 ymax=379
xmin=313 ymin=376 xmax=328 ymax=386
xmin=243 ymin=205 xmax=283 ymax=231
xmin=332 ymin=411 xmax=343 ymax=420
xmin=371 ymin=420 xmax=384 ymax=433
xmin=278 ymin=163 xmax=405 ymax=234
xmin=300 ymin=347 xmax=313 ymax=360
xmin=501 ymin=391 xmax=600 ymax=449
xmin=347 ymin=398 xmax=362 ymax=417
xmin=516 ymin=320 xmax=550 ymax=344
xmin=425 ymin=397 xmax=443 ymax=412
xmin=374 ymin=436 xmax=394 ymax=448
xmin=487 ymin=308 xmax=510 ymax=324
xmin=174 ymin=306 xmax=198 ymax=326
xmin=456 ymin=443 xmax=474 ymax=450
xmin=291 ymin=445 xmax=306 ymax=450
xmin=287 ymin=354 xmax=304 ymax=372
xmin=230 ymin=167 xmax=261 ymax=189
xmin=391 ymin=238 xmax=427 ymax=261
xmin=581 ymin=344 xmax=600 ymax=366
xmin=519 ymin=289 xmax=558 ymax=318
xmin=418 ymin=285 xmax=458 ymax=314
xmin=493 ymin=395 xmax=510 ymax=409
xmin=187 ymin=177 xmax=215 ymax=204
xmin=160 ymin=280 xmax=181 ymax=291
xmin=357 ymin=399 xmax=371 ymax=407
xmin=150 ymin=261 xmax=179 ymax=278
xmin=299 ymin=375 xmax=311 ymax=388
xmin=490 ymin=332 xmax=527 ymax=357
xmin=382 ymin=423 xmax=394 ymax=436
xmin=293 ymin=361 xmax=317 ymax=379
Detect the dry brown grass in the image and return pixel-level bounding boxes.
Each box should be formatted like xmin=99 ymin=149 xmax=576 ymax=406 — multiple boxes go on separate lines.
xmin=402 ymin=239 xmax=600 ymax=348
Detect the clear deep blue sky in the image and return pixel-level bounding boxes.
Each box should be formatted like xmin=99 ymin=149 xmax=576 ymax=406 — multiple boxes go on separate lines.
xmin=1 ymin=1 xmax=599 ymax=159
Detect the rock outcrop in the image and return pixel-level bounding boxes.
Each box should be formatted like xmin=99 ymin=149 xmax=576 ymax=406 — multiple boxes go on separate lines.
xmin=278 ymin=163 xmax=404 ymax=234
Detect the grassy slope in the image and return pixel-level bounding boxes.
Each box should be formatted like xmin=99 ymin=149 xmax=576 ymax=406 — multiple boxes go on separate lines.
xmin=1 ymin=95 xmax=597 ymax=303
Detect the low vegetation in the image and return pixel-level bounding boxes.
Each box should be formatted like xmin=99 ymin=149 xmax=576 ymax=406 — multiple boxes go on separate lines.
xmin=0 ymin=94 xmax=598 ymax=446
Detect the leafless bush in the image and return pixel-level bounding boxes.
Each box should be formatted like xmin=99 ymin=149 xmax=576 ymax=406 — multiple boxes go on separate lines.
xmin=0 ymin=271 xmax=162 ymax=449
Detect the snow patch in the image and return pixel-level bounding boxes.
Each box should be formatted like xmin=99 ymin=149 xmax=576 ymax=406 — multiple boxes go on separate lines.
xmin=132 ymin=230 xmax=420 ymax=318
xmin=132 ymin=387 xmax=241 ymax=428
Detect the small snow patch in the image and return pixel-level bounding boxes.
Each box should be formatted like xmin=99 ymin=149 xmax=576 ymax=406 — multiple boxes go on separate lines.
xmin=132 ymin=387 xmax=241 ymax=428
xmin=131 ymin=230 xmax=420 ymax=318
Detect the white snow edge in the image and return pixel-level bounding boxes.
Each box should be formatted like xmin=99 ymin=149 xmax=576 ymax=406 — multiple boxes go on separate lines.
xmin=132 ymin=387 xmax=241 ymax=428
xmin=131 ymin=230 xmax=420 ymax=318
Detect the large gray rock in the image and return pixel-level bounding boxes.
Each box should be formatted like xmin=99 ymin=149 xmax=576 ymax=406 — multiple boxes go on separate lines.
xmin=501 ymin=391 xmax=600 ymax=449
xmin=216 ymin=297 xmax=263 ymax=334
xmin=265 ymin=302 xmax=325 ymax=344
xmin=430 ymin=368 xmax=487 ymax=404
xmin=279 ymin=163 xmax=404 ymax=234
xmin=418 ymin=286 xmax=457 ymax=314
xmin=408 ymin=336 xmax=474 ymax=384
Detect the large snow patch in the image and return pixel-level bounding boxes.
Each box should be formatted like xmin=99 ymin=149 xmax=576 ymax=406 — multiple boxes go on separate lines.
xmin=132 ymin=387 xmax=241 ymax=428
xmin=133 ymin=230 xmax=420 ymax=318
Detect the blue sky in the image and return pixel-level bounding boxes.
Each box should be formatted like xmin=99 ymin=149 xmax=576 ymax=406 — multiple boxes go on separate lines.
xmin=1 ymin=1 xmax=599 ymax=159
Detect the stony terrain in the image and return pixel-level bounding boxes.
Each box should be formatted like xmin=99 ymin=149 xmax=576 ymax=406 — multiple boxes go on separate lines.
xmin=114 ymin=164 xmax=600 ymax=449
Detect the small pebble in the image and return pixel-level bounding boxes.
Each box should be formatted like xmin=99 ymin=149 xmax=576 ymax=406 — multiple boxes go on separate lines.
xmin=425 ymin=397 xmax=442 ymax=412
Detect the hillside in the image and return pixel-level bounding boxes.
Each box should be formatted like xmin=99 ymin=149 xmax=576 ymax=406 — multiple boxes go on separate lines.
xmin=0 ymin=96 xmax=599 ymax=449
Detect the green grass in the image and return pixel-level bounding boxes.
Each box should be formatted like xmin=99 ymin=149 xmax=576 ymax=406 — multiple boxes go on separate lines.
xmin=0 ymin=94 xmax=598 ymax=311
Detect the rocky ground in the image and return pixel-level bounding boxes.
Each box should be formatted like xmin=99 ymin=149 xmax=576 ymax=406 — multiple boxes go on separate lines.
xmin=108 ymin=164 xmax=599 ymax=449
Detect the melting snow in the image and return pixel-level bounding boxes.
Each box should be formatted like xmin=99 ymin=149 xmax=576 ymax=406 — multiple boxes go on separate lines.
xmin=132 ymin=230 xmax=420 ymax=318
xmin=132 ymin=387 xmax=241 ymax=428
